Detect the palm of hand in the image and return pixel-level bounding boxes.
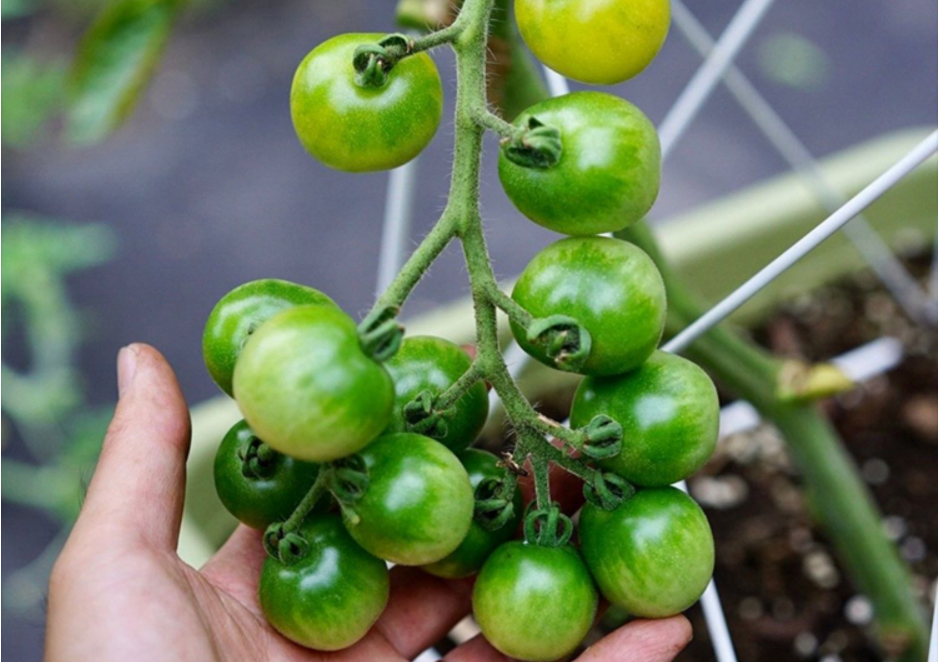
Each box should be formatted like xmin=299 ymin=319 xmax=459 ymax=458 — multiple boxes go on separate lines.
xmin=45 ymin=345 xmax=691 ymax=662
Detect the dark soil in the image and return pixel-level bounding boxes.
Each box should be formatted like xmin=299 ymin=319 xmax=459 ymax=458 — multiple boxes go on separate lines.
xmin=674 ymin=255 xmax=938 ymax=662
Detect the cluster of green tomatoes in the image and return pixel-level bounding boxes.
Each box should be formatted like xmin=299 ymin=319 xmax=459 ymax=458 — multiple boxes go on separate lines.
xmin=204 ymin=2 xmax=720 ymax=660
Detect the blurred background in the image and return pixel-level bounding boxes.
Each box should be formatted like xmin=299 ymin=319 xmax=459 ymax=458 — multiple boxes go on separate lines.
xmin=2 ymin=0 xmax=937 ymax=660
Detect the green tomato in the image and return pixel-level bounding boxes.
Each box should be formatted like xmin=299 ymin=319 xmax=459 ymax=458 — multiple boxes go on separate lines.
xmin=343 ymin=433 xmax=474 ymax=565
xmin=383 ymin=336 xmax=489 ymax=452
xmin=511 ymin=236 xmax=666 ymax=376
xmin=498 ymin=92 xmax=660 ymax=235
xmin=213 ymin=419 xmax=321 ymax=530
xmin=516 ymin=0 xmax=670 ymax=85
xmin=571 ymin=351 xmax=719 ymax=486
xmin=202 ymin=279 xmax=335 ymax=396
xmin=233 ymin=305 xmax=394 ymax=462
xmin=579 ymin=487 xmax=714 ymax=618
xmin=473 ymin=542 xmax=598 ymax=661
xmin=422 ymin=449 xmax=523 ymax=579
xmin=291 ymin=33 xmax=444 ymax=172
xmin=259 ymin=513 xmax=390 ymax=650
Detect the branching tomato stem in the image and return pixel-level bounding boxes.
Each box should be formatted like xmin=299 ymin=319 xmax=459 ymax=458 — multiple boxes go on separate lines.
xmin=480 ymin=280 xmax=532 ymax=328
xmin=281 ymin=467 xmax=331 ymax=533
xmin=433 ymin=359 xmax=486 ymax=411
xmin=367 ymin=0 xmax=584 ymax=512
xmin=472 ymin=108 xmax=524 ymax=140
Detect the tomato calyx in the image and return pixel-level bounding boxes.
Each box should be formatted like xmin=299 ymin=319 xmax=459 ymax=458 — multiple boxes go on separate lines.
xmin=579 ymin=414 xmax=624 ymax=460
xmin=473 ymin=475 xmax=519 ymax=532
xmin=329 ymin=454 xmax=370 ymax=524
xmin=402 ymin=388 xmax=455 ymax=440
xmin=358 ymin=305 xmax=404 ymax=362
xmin=352 ymin=34 xmax=413 ymax=88
xmin=263 ymin=522 xmax=312 ymax=565
xmin=525 ymin=314 xmax=592 ymax=373
xmin=523 ymin=502 xmax=573 ymax=547
xmin=584 ymin=471 xmax=634 ymax=511
xmin=237 ymin=434 xmax=278 ymax=479
xmin=501 ymin=116 xmax=562 ymax=169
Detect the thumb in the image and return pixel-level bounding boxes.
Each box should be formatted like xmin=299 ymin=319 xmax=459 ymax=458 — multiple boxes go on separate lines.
xmin=73 ymin=343 xmax=191 ymax=551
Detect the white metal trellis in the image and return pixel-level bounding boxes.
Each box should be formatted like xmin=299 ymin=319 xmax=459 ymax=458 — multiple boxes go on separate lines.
xmin=670 ymin=0 xmax=936 ymax=326
xmin=372 ymin=1 xmax=938 ymax=659
xmin=663 ymin=130 xmax=938 ymax=354
xmin=657 ymin=0 xmax=777 ymax=157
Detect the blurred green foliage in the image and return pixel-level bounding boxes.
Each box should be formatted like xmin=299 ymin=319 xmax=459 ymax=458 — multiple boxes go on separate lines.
xmin=1 ymin=53 xmax=67 ymax=147
xmin=1 ymin=218 xmax=117 ymax=616
xmin=67 ymin=0 xmax=181 ymax=143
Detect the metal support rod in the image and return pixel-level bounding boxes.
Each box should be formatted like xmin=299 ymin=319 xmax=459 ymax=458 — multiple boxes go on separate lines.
xmin=664 ymin=131 xmax=938 ymax=354
xmin=376 ymin=159 xmax=419 ymax=293
xmin=928 ymin=582 xmax=938 ymax=662
xmin=671 ymin=0 xmax=936 ymax=325
xmin=658 ymin=0 xmax=777 ymax=158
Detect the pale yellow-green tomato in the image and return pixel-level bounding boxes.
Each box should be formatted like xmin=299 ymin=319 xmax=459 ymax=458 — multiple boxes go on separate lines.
xmin=515 ymin=0 xmax=671 ymax=85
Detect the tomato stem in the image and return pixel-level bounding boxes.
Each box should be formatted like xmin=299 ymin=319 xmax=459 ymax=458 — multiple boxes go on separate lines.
xmin=364 ymin=0 xmax=586 ymax=511
xmin=411 ymin=21 xmax=465 ymax=53
xmin=433 ymin=359 xmax=486 ymax=411
xmin=281 ymin=467 xmax=331 ymax=534
xmin=480 ymin=280 xmax=532 ymax=328
xmin=472 ymin=108 xmax=523 ymax=140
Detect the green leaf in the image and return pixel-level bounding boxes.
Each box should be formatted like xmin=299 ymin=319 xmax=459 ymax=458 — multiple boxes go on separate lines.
xmin=1 ymin=53 xmax=67 ymax=147
xmin=66 ymin=0 xmax=180 ymax=144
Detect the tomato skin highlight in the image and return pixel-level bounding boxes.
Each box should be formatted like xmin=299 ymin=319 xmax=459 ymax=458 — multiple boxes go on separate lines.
xmin=422 ymin=449 xmax=523 ymax=578
xmin=515 ymin=0 xmax=671 ymax=85
xmin=473 ymin=541 xmax=598 ymax=661
xmin=579 ymin=487 xmax=715 ymax=618
xmin=383 ymin=336 xmax=489 ymax=452
xmin=343 ymin=433 xmax=474 ymax=565
xmin=202 ymin=279 xmax=335 ymax=396
xmin=511 ymin=236 xmax=667 ymax=376
xmin=233 ymin=305 xmax=394 ymax=462
xmin=291 ymin=33 xmax=444 ymax=172
xmin=259 ymin=513 xmax=390 ymax=650
xmin=213 ymin=419 xmax=321 ymax=530
xmin=498 ymin=91 xmax=660 ymax=235
xmin=571 ymin=351 xmax=719 ymax=486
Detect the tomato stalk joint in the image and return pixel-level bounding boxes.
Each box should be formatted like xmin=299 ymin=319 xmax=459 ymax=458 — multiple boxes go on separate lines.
xmin=473 ymin=475 xmax=519 ymax=532
xmin=501 ymin=116 xmax=563 ymax=169
xmin=351 ymin=34 xmax=413 ymax=87
xmin=357 ymin=305 xmax=404 ymax=361
xmin=525 ymin=314 xmax=592 ymax=373
xmin=523 ymin=503 xmax=574 ymax=547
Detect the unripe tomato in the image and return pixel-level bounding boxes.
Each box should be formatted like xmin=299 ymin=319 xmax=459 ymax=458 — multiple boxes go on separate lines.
xmin=422 ymin=449 xmax=523 ymax=578
xmin=233 ymin=305 xmax=394 ymax=462
xmin=343 ymin=433 xmax=474 ymax=565
xmin=291 ymin=33 xmax=444 ymax=172
xmin=571 ymin=351 xmax=719 ymax=486
xmin=498 ymin=92 xmax=660 ymax=235
xmin=202 ymin=279 xmax=335 ymax=396
xmin=511 ymin=236 xmax=666 ymax=376
xmin=383 ymin=336 xmax=489 ymax=452
xmin=579 ymin=487 xmax=714 ymax=618
xmin=213 ymin=419 xmax=321 ymax=529
xmin=473 ymin=542 xmax=598 ymax=661
xmin=259 ymin=513 xmax=390 ymax=650
xmin=516 ymin=0 xmax=671 ymax=85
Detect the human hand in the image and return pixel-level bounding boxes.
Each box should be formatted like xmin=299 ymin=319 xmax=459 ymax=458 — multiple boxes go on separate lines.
xmin=46 ymin=343 xmax=692 ymax=662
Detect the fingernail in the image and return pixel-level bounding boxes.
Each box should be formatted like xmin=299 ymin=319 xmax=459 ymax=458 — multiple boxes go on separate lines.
xmin=117 ymin=345 xmax=138 ymax=397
